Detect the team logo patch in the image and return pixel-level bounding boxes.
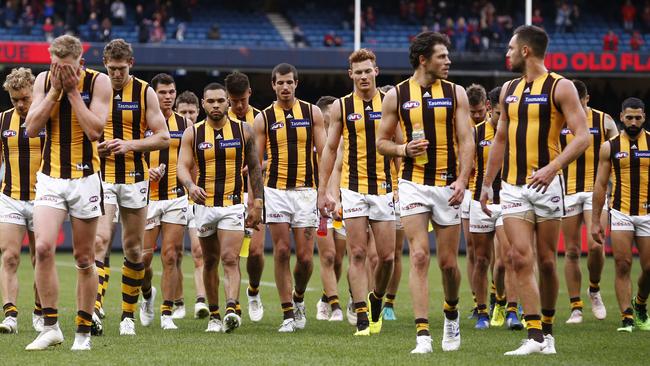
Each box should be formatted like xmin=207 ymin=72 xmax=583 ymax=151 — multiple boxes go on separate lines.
xmin=144 ymin=130 xmax=153 ymax=137
xmin=198 ymin=142 xmax=213 ymax=150
xmin=270 ymin=122 xmax=284 ymax=130
xmin=561 ymin=128 xmax=572 ymax=135
xmin=505 ymin=95 xmax=519 ymax=103
xmin=347 ymin=113 xmax=362 ymax=121
xmin=479 ymin=139 xmax=492 ymax=147
xmin=219 ymin=138 xmax=242 ymax=148
xmin=75 ymin=162 xmax=90 ymax=171
xmin=2 ymin=130 xmax=16 ymax=137
xmin=169 ymin=130 xmax=184 ymax=139
xmin=426 ymin=98 xmax=453 ymax=108
xmin=551 ymin=196 xmax=561 ymax=203
xmin=589 ymin=127 xmax=600 ymax=134
xmin=615 ymin=151 xmax=629 ymax=159
xmin=80 ymin=92 xmax=91 ymax=102
xmin=634 ymin=150 xmax=650 ymax=158
xmin=140 ymin=188 xmax=147 ymax=194
xmin=402 ymin=101 xmax=420 ymax=110
xmin=89 ymin=196 xmax=99 ymax=203
xmin=116 ymin=101 xmax=140 ymax=111
xmin=368 ymin=111 xmax=382 ymax=120
xmin=523 ymin=94 xmax=549 ymax=104
xmin=290 ymin=119 xmax=310 ymax=128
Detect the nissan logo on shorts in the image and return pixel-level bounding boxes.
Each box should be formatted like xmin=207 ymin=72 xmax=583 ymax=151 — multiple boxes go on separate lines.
xmin=89 ymin=196 xmax=99 ymax=202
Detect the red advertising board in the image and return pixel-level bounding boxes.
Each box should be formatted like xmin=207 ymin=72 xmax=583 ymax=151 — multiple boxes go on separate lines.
xmin=0 ymin=41 xmax=90 ymax=64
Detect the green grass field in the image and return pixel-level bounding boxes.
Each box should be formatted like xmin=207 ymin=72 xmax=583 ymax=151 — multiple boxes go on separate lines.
xmin=0 ymin=253 xmax=648 ymax=365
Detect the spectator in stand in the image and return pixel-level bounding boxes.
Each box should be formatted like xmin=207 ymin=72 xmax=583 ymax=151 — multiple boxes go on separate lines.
xmin=409 ymin=25 xmax=429 ymax=42
xmin=3 ymin=1 xmax=16 ymax=28
xmin=149 ymin=19 xmax=166 ymax=43
xmin=455 ymin=17 xmax=469 ymax=51
xmin=53 ymin=18 xmax=65 ymax=37
xmin=424 ymin=0 xmax=435 ymax=24
xmin=323 ymin=31 xmax=343 ymax=47
xmin=64 ymin=0 xmax=78 ymax=35
xmin=110 ymin=0 xmax=127 ymax=25
xmin=292 ymin=25 xmax=308 ymax=48
xmin=43 ymin=0 xmax=55 ymax=20
xmin=138 ymin=19 xmax=150 ymax=43
xmin=175 ymin=22 xmax=186 ymax=42
xmin=100 ymin=16 xmax=112 ymax=42
xmin=19 ymin=4 xmax=34 ymax=35
xmin=569 ymin=3 xmax=580 ymax=32
xmin=87 ymin=11 xmax=100 ymax=42
xmin=43 ymin=17 xmax=54 ymax=42
xmin=555 ymin=2 xmax=572 ymax=34
xmin=603 ymin=29 xmax=619 ymax=52
xmin=442 ymin=17 xmax=455 ymax=40
xmin=207 ymin=22 xmax=220 ymax=40
xmin=631 ymin=30 xmax=644 ymax=51
xmin=406 ymin=1 xmax=418 ymax=24
xmin=622 ymin=0 xmax=637 ymax=32
xmin=364 ymin=5 xmax=376 ymax=30
xmin=643 ymin=1 xmax=650 ymax=33
xmin=532 ymin=8 xmax=544 ymax=28
xmin=43 ymin=17 xmax=54 ymax=43
xmin=135 ymin=4 xmax=146 ymax=27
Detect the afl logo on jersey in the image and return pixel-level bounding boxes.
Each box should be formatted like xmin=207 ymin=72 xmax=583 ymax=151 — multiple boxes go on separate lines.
xmin=2 ymin=130 xmax=17 ymax=138
xmin=505 ymin=95 xmax=519 ymax=104
xmin=479 ymin=139 xmax=492 ymax=147
xmin=615 ymin=151 xmax=629 ymax=159
xmin=270 ymin=122 xmax=284 ymax=131
xmin=402 ymin=101 xmax=420 ymax=110
xmin=561 ymin=128 xmax=572 ymax=135
xmin=198 ymin=142 xmax=213 ymax=150
xmin=144 ymin=130 xmax=153 ymax=137
xmin=347 ymin=113 xmax=362 ymax=121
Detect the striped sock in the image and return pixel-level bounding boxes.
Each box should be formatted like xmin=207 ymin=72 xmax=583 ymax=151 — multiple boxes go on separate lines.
xmin=443 ymin=298 xmax=459 ymax=320
xmin=570 ymin=297 xmax=584 ymax=311
xmin=282 ymin=302 xmax=294 ymax=320
xmin=235 ymin=300 xmax=241 ymax=316
xmin=524 ymin=314 xmax=544 ymax=342
xmin=542 ymin=308 xmax=555 ymax=335
xmin=3 ymin=303 xmax=17 ymax=318
xmin=415 ymin=318 xmax=430 ymax=336
xmin=384 ymin=293 xmax=396 ymax=308
xmin=225 ymin=301 xmax=236 ymax=315
xmin=506 ymin=301 xmax=518 ymax=315
xmin=354 ymin=301 xmax=369 ymax=330
xmin=95 ymin=260 xmax=105 ymax=312
xmin=328 ymin=295 xmax=341 ymax=311
xmin=209 ymin=305 xmax=221 ymax=320
xmin=247 ymin=285 xmax=259 ymax=296
xmin=75 ymin=310 xmax=92 ymax=334
xmin=121 ymin=259 xmax=145 ymax=320
xmin=588 ymin=281 xmax=600 ymax=293
xmin=33 ymin=302 xmax=42 ymax=316
xmin=161 ymin=300 xmax=174 ymax=316
xmin=43 ymin=307 xmax=58 ymax=326
xmin=102 ymin=256 xmax=111 ymax=303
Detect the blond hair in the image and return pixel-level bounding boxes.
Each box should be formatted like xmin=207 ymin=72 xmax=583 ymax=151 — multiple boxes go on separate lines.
xmin=103 ymin=38 xmax=134 ymax=61
xmin=3 ymin=67 xmax=35 ymax=92
xmin=48 ymin=35 xmax=83 ymax=60
xmin=348 ymin=48 xmax=377 ymax=68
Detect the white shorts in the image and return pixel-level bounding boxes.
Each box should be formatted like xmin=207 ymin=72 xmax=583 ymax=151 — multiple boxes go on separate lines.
xmin=103 ymin=181 xmax=149 ymax=209
xmin=563 ymin=191 xmax=593 ymax=217
xmin=398 ymin=179 xmax=460 ymax=226
xmin=145 ymin=196 xmax=189 ymax=230
xmin=468 ymin=199 xmax=503 ymax=233
xmin=460 ymin=189 xmax=471 ymax=219
xmin=500 ymin=175 xmax=565 ymax=220
xmin=0 ymin=194 xmax=35 ymax=231
xmin=340 ymin=188 xmax=395 ymax=222
xmin=34 ymin=172 xmax=103 ymax=219
xmin=187 ymin=203 xmax=196 ymax=229
xmin=264 ymin=187 xmax=318 ymax=228
xmin=193 ymin=204 xmax=245 ymax=237
xmin=610 ymin=209 xmax=650 ymax=236
xmin=394 ymin=196 xmax=403 ymax=230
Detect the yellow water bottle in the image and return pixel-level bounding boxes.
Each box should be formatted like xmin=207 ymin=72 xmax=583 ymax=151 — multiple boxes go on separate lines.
xmin=411 ymin=128 xmax=428 ymax=165
xmin=332 ymin=208 xmax=343 ymax=229
xmin=240 ymin=229 xmax=251 ymax=257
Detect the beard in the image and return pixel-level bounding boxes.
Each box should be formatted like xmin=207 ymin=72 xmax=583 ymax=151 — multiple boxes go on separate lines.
xmin=624 ymin=124 xmax=642 ymax=137
xmin=209 ymin=110 xmax=224 ymax=121
xmin=510 ymin=60 xmax=525 ymax=73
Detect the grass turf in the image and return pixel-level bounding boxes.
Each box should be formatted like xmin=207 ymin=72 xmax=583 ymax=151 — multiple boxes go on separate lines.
xmin=0 ymin=253 xmax=647 ymax=365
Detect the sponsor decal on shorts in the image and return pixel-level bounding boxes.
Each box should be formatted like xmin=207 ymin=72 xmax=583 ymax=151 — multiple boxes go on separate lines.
xmin=89 ymin=196 xmax=99 ymax=203
xmin=181 ymin=207 xmax=187 ymax=212
xmin=140 ymin=188 xmax=148 ymax=194
xmin=1 ymin=213 xmax=23 ymax=220
xmin=402 ymin=101 xmax=420 ymax=110
xmin=470 ymin=224 xmax=490 ymax=229
xmin=611 ymin=220 xmax=629 ymax=227
xmin=403 ymin=202 xmax=423 ymax=210
xmin=198 ymin=225 xmax=215 ymax=233
xmin=344 ymin=207 xmax=363 ymax=214
xmin=501 ymin=202 xmax=522 ymax=210
xmin=551 ymin=196 xmax=561 ymax=203
xmin=267 ymin=213 xmax=284 ymax=218
xmin=426 ymin=98 xmax=453 ymax=108
xmin=36 ymin=195 xmax=59 ymax=202
xmin=237 ymin=214 xmax=244 ymax=219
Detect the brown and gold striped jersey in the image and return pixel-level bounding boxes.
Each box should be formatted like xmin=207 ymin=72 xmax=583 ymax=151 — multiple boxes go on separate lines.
xmin=146 ymin=112 xmax=187 ymax=201
xmin=609 ymin=130 xmax=650 ymax=216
